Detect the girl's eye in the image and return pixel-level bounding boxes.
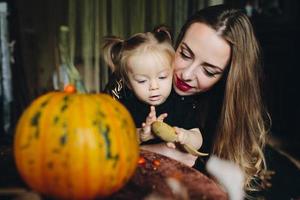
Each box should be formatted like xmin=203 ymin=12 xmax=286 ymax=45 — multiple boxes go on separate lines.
xmin=159 ymin=76 xmax=167 ymax=80
xmin=137 ymin=80 xmax=146 ymax=83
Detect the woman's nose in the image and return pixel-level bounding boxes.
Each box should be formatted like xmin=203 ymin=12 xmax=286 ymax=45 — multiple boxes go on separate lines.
xmin=181 ymin=64 xmax=196 ymax=81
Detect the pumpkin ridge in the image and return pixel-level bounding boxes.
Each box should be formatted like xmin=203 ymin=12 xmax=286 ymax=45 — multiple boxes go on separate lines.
xmin=41 ymin=93 xmax=68 ymax=196
xmin=98 ymin=94 xmax=139 ymax=190
xmin=94 ymin=95 xmax=119 ymax=194
xmin=64 ymin=94 xmax=77 ymax=199
xmin=81 ymin=95 xmax=91 ymax=198
xmin=101 ymin=96 xmax=126 ymax=188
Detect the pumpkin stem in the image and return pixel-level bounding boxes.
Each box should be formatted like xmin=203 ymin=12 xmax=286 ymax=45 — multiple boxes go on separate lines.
xmin=58 ymin=26 xmax=86 ymax=93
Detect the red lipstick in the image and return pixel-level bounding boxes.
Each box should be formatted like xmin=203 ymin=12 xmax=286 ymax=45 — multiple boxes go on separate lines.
xmin=175 ymin=76 xmax=193 ymax=92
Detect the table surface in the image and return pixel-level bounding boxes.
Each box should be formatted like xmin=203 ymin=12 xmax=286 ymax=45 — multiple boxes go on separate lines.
xmin=0 ymin=146 xmax=227 ymax=200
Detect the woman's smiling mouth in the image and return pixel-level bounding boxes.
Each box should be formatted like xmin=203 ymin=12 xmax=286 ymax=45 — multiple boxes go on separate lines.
xmin=175 ymin=76 xmax=193 ymax=92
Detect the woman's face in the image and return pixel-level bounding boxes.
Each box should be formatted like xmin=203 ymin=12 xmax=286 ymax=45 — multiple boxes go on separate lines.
xmin=173 ymin=22 xmax=231 ymax=96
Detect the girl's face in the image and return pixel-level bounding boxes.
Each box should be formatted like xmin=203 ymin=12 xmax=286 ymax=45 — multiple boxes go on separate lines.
xmin=127 ymin=52 xmax=173 ymax=106
xmin=173 ymin=22 xmax=231 ymax=96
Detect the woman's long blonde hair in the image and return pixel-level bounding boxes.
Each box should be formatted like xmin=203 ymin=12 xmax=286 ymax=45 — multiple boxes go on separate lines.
xmin=176 ymin=5 xmax=271 ymax=191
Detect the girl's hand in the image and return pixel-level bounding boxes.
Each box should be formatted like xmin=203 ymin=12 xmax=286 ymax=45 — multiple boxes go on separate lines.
xmin=139 ymin=106 xmax=168 ymax=142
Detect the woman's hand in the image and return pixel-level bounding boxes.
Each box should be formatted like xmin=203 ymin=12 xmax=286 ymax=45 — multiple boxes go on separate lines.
xmin=166 ymin=127 xmax=203 ymax=150
xmin=141 ymin=143 xmax=198 ymax=167
xmin=139 ymin=106 xmax=168 ymax=142
xmin=175 ymin=127 xmax=203 ymax=150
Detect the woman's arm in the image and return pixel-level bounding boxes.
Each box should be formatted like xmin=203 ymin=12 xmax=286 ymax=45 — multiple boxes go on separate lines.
xmin=140 ymin=143 xmax=198 ymax=167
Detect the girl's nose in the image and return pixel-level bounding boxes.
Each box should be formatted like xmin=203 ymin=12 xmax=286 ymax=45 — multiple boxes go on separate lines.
xmin=149 ymin=80 xmax=159 ymax=90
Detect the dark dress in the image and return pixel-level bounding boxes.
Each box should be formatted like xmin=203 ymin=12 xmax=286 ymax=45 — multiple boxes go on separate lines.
xmin=103 ymin=73 xmax=300 ymax=199
xmin=119 ymin=87 xmax=200 ymax=130
xmin=103 ymin=73 xmax=201 ymax=145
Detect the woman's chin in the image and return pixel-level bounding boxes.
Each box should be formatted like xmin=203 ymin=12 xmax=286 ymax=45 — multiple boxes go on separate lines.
xmin=174 ymin=86 xmax=194 ymax=96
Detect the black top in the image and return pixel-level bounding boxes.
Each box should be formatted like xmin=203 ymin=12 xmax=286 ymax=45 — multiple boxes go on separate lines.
xmin=119 ymin=87 xmax=200 ymax=129
xmin=103 ymin=73 xmax=203 ymax=145
xmin=103 ymin=72 xmax=201 ymax=129
xmin=120 ymin=87 xmax=203 ymax=145
xmin=103 ymin=72 xmax=223 ymax=149
xmin=103 ymin=74 xmax=300 ymax=199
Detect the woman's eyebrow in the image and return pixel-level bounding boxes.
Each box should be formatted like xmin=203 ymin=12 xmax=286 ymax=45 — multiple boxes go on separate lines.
xmin=203 ymin=62 xmax=224 ymax=72
xmin=181 ymin=42 xmax=195 ymax=57
xmin=182 ymin=42 xmax=224 ymax=72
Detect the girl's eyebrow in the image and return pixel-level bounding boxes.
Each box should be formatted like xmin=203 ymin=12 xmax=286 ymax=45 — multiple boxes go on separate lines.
xmin=133 ymin=74 xmax=148 ymax=78
xmin=182 ymin=42 xmax=223 ymax=72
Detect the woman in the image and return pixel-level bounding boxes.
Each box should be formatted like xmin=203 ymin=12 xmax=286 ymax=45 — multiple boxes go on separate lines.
xmin=104 ymin=4 xmax=270 ymax=193
xmin=149 ymin=5 xmax=270 ymax=192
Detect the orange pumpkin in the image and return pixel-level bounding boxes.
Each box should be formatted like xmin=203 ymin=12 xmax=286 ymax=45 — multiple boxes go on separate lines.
xmin=14 ymin=92 xmax=139 ymax=199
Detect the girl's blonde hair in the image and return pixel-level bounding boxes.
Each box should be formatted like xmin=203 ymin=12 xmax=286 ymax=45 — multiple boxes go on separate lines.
xmin=176 ymin=5 xmax=271 ymax=192
xmin=102 ymin=29 xmax=175 ymax=86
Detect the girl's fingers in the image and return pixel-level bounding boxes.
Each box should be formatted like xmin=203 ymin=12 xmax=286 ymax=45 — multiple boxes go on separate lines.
xmin=146 ymin=108 xmax=158 ymax=124
xmin=150 ymin=105 xmax=155 ymax=112
xmin=157 ymin=113 xmax=168 ymax=121
xmin=146 ymin=116 xmax=153 ymax=125
xmin=149 ymin=106 xmax=156 ymax=116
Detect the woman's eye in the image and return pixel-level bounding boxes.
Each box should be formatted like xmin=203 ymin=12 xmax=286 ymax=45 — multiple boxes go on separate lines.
xmin=203 ymin=69 xmax=216 ymax=78
xmin=179 ymin=51 xmax=191 ymax=60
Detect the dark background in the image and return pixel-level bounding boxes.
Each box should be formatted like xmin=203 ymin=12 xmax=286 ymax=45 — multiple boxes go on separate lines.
xmin=0 ymin=0 xmax=299 ymax=199
xmin=2 ymin=0 xmax=299 ymax=158
xmin=227 ymin=1 xmax=300 ymax=152
xmin=252 ymin=0 xmax=300 ymax=159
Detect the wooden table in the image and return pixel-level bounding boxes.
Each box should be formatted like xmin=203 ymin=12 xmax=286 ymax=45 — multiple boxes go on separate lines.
xmin=0 ymin=146 xmax=227 ymax=200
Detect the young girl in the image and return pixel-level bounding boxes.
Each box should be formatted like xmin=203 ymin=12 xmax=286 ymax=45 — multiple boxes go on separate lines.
xmin=102 ymin=29 xmax=203 ymax=157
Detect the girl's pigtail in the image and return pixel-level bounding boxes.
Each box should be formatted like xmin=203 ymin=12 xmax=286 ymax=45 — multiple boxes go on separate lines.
xmin=153 ymin=25 xmax=173 ymax=43
xmin=102 ymin=36 xmax=124 ymax=71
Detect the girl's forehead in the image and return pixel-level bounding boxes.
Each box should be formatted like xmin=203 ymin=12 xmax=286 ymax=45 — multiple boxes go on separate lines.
xmin=128 ymin=52 xmax=172 ymax=74
xmin=129 ymin=51 xmax=172 ymax=65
